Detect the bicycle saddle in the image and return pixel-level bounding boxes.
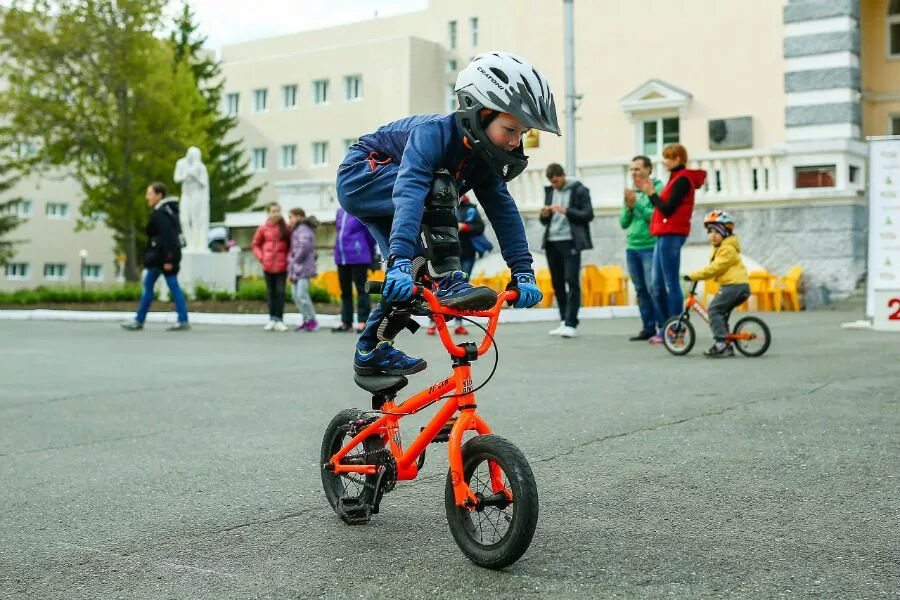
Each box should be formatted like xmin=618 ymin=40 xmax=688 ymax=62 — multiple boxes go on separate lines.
xmin=353 ymin=373 xmax=409 ymax=395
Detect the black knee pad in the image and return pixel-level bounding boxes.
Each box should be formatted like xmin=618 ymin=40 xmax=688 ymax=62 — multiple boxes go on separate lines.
xmin=420 ymin=169 xmax=461 ymax=278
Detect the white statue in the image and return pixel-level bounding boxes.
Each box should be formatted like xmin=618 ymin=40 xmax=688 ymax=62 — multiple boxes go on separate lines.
xmin=174 ymin=146 xmax=210 ymax=252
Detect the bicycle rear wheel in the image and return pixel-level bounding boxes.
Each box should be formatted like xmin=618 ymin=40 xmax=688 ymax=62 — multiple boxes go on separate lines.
xmin=663 ymin=316 xmax=695 ymax=356
xmin=320 ymin=408 xmax=383 ymax=515
xmin=444 ymin=435 xmax=538 ymax=570
xmin=732 ymin=316 xmax=771 ymax=357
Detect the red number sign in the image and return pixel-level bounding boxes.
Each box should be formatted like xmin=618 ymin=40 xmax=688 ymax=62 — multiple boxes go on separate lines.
xmin=889 ymin=298 xmax=900 ymax=321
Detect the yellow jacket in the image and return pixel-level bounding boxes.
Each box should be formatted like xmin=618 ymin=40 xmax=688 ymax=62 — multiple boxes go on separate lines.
xmin=688 ymin=235 xmax=749 ymax=285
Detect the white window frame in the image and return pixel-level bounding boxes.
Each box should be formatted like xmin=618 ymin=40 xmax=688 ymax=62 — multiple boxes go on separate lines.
xmin=470 ymin=17 xmax=478 ymax=46
xmin=5 ymin=263 xmax=29 ymax=280
xmin=251 ymin=148 xmax=267 ymax=172
xmin=45 ymin=202 xmax=70 ymax=219
xmin=225 ymin=92 xmax=240 ymax=116
xmin=43 ymin=263 xmax=68 ymax=281
xmin=342 ymin=138 xmax=358 ymax=155
xmin=252 ymin=88 xmax=268 ymax=113
xmin=637 ymin=116 xmax=680 ymax=158
xmin=889 ymin=0 xmax=900 ymax=59
xmin=447 ymin=84 xmax=457 ymax=113
xmin=6 ymin=200 xmax=32 ymax=218
xmin=310 ymin=141 xmax=329 ymax=167
xmin=343 ymin=75 xmax=362 ymax=101
xmin=282 ymin=84 xmax=297 ymax=109
xmin=279 ymin=144 xmax=297 ymax=170
xmin=82 ymin=264 xmax=103 ymax=281
xmin=448 ymin=20 xmax=457 ymax=49
xmin=447 ymin=59 xmax=457 ymax=73
xmin=312 ymin=79 xmax=330 ymax=105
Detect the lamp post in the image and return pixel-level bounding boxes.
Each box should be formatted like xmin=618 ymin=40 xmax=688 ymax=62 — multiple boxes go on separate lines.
xmin=79 ymin=249 xmax=88 ymax=292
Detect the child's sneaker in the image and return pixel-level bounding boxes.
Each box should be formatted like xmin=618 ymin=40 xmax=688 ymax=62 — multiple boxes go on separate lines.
xmin=454 ymin=324 xmax=469 ymax=335
xmin=273 ymin=320 xmax=289 ymax=333
xmin=648 ymin=333 xmax=664 ymax=345
xmin=354 ymin=341 xmax=427 ymax=376
xmin=302 ymin=319 xmax=319 ymax=332
xmin=704 ymin=342 xmax=734 ymax=358
xmin=434 ymin=271 xmax=496 ymax=310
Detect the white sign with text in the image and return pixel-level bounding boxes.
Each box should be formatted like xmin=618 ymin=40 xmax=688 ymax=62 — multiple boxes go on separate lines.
xmin=866 ymin=137 xmax=900 ymax=330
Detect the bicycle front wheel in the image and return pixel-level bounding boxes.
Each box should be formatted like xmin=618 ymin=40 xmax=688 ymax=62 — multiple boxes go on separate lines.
xmin=663 ymin=316 xmax=695 ymax=356
xmin=732 ymin=316 xmax=771 ymax=357
xmin=444 ymin=435 xmax=538 ymax=570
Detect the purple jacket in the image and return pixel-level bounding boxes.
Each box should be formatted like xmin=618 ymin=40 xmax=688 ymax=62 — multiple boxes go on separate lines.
xmin=334 ymin=208 xmax=377 ymax=266
xmin=288 ymin=221 xmax=318 ymax=280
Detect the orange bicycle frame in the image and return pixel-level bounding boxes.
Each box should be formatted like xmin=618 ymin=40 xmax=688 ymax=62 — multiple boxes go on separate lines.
xmin=684 ymin=284 xmax=753 ymax=341
xmin=326 ymin=286 xmax=517 ymax=508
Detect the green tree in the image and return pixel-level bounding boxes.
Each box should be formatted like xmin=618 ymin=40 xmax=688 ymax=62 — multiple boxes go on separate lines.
xmin=0 ymin=0 xmax=210 ymax=280
xmin=0 ymin=159 xmax=23 ymax=266
xmin=171 ymin=2 xmax=262 ymax=223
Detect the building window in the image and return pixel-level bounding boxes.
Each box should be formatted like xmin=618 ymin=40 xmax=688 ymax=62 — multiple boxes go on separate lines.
xmin=447 ymin=59 xmax=457 ymax=73
xmin=344 ymin=75 xmax=362 ymax=101
xmin=890 ymin=0 xmax=900 ymax=57
xmin=794 ymin=165 xmax=836 ymax=188
xmin=342 ymin=138 xmax=358 ymax=154
xmin=45 ymin=202 xmax=70 ymax=219
xmin=311 ymin=141 xmax=329 ymax=167
xmin=891 ymin=115 xmax=900 ymax=135
xmin=279 ymin=144 xmax=297 ymax=169
xmin=470 ymin=17 xmax=478 ymax=46
xmin=448 ymin=20 xmax=457 ymax=49
xmin=225 ymin=93 xmax=239 ymax=116
xmin=251 ymin=148 xmax=267 ymax=172
xmin=82 ymin=264 xmax=103 ymax=281
xmin=282 ymin=85 xmax=298 ymax=109
xmin=640 ymin=117 xmax=680 ymax=156
xmin=447 ymin=84 xmax=457 ymax=112
xmin=253 ymin=88 xmax=268 ymax=112
xmin=312 ymin=79 xmax=329 ymax=105
xmin=43 ymin=263 xmax=68 ymax=281
xmin=4 ymin=200 xmax=32 ymax=218
xmin=5 ymin=263 xmax=29 ymax=280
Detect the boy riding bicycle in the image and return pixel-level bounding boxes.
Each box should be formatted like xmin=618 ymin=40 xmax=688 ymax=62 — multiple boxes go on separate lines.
xmin=683 ymin=210 xmax=750 ymax=357
xmin=336 ymin=51 xmax=560 ymax=376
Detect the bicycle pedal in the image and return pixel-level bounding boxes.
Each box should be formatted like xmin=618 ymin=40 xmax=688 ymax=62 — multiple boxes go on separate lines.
xmin=336 ymin=497 xmax=372 ymax=525
xmin=422 ymin=418 xmax=457 ymax=444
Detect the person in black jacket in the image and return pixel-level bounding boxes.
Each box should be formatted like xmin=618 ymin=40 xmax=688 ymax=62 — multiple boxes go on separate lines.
xmin=121 ymin=182 xmax=190 ymax=331
xmin=540 ymin=163 xmax=594 ymax=338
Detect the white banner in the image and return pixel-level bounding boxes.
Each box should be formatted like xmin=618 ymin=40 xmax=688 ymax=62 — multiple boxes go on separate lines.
xmin=866 ymin=137 xmax=900 ymax=319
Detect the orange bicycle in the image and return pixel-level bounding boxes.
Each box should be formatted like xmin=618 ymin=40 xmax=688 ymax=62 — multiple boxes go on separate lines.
xmin=662 ymin=280 xmax=771 ymax=356
xmin=320 ymin=283 xmax=538 ymax=569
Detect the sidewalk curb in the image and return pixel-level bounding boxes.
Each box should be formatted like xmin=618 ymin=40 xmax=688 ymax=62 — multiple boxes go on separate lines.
xmin=0 ymin=306 xmax=640 ymax=327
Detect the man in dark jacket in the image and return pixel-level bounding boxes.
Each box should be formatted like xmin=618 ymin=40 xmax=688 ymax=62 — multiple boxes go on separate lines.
xmin=121 ymin=182 xmax=190 ymax=331
xmin=540 ymin=163 xmax=594 ymax=338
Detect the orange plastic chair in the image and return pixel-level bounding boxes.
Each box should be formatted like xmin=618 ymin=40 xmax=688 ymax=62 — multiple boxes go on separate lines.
xmin=748 ymin=270 xmax=771 ymax=311
xmin=536 ymin=268 xmax=554 ymax=308
xmin=599 ymin=265 xmax=629 ymax=306
xmin=316 ymin=270 xmax=342 ymax=300
xmin=764 ymin=273 xmax=783 ymax=312
xmin=581 ymin=264 xmax=605 ymax=306
xmin=779 ymin=265 xmax=803 ymax=311
xmin=702 ymin=279 xmax=720 ymax=305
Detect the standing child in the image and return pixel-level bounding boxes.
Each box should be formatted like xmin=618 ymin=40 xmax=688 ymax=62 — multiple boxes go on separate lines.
xmin=333 ymin=207 xmax=379 ymax=333
xmin=337 ymin=51 xmax=557 ymax=376
xmin=683 ymin=210 xmax=750 ymax=357
xmin=252 ymin=202 xmax=290 ymax=332
xmin=288 ymin=207 xmax=319 ymax=332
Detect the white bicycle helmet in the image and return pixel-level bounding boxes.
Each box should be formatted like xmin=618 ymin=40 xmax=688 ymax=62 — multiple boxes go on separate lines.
xmin=455 ymin=51 xmax=560 ymax=182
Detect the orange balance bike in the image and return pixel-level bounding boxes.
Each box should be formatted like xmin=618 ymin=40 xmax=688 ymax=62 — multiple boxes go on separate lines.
xmin=662 ymin=281 xmax=771 ymax=357
xmin=320 ymin=283 xmax=538 ymax=569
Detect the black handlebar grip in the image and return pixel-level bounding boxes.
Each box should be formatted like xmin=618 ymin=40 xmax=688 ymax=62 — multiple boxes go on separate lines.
xmin=365 ymin=281 xmax=384 ymax=294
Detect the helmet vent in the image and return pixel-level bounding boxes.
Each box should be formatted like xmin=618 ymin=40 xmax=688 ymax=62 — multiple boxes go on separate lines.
xmin=490 ymin=68 xmax=509 ymax=84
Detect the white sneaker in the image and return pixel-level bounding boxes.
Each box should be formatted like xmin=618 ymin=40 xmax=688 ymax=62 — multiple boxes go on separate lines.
xmin=559 ymin=326 xmax=578 ymax=338
xmin=548 ymin=321 xmax=566 ymax=335
xmin=263 ymin=320 xmax=276 ymax=331
xmin=273 ymin=320 xmax=288 ymax=332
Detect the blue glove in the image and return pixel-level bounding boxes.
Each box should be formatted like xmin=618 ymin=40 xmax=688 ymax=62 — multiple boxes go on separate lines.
xmin=382 ymin=258 xmax=414 ymax=303
xmin=509 ymin=272 xmax=542 ymax=309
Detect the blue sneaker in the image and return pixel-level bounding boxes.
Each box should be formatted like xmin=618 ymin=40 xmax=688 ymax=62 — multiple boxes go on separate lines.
xmin=354 ymin=341 xmax=427 ymax=376
xmin=435 ymin=271 xmax=497 ymax=310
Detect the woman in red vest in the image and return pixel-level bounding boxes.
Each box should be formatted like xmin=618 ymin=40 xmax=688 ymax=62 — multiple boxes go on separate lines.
xmin=638 ymin=143 xmax=706 ymax=344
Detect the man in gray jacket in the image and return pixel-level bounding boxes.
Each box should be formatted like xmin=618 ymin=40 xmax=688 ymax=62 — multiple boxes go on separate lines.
xmin=540 ymin=163 xmax=594 ymax=338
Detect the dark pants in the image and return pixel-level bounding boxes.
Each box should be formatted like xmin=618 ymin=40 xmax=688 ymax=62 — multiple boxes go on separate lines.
xmin=709 ymin=283 xmax=751 ymax=341
xmin=546 ymin=240 xmax=581 ymax=328
xmin=136 ymin=268 xmax=189 ymax=324
xmin=626 ymin=247 xmax=661 ymax=333
xmin=264 ymin=271 xmax=286 ymax=320
xmin=337 ymin=264 xmax=372 ymax=326
xmin=651 ymin=234 xmax=687 ymax=321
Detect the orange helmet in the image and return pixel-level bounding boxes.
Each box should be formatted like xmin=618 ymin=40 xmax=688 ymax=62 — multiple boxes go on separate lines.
xmin=703 ymin=209 xmax=735 ymax=233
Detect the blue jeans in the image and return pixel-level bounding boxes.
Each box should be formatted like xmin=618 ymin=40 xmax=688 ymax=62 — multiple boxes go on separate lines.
xmin=136 ymin=268 xmax=189 ymax=324
xmin=651 ymin=235 xmax=687 ymax=321
xmin=626 ymin=247 xmax=661 ymax=332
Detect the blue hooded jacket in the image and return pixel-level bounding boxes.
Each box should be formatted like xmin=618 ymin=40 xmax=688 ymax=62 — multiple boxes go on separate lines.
xmin=351 ymin=113 xmax=533 ymax=275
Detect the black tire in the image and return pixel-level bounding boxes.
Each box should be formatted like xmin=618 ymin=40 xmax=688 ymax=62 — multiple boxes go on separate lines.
xmin=662 ymin=316 xmax=695 ymax=356
xmin=732 ymin=316 xmax=771 ymax=357
xmin=320 ymin=408 xmax=382 ymax=514
xmin=444 ymin=435 xmax=538 ymax=570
